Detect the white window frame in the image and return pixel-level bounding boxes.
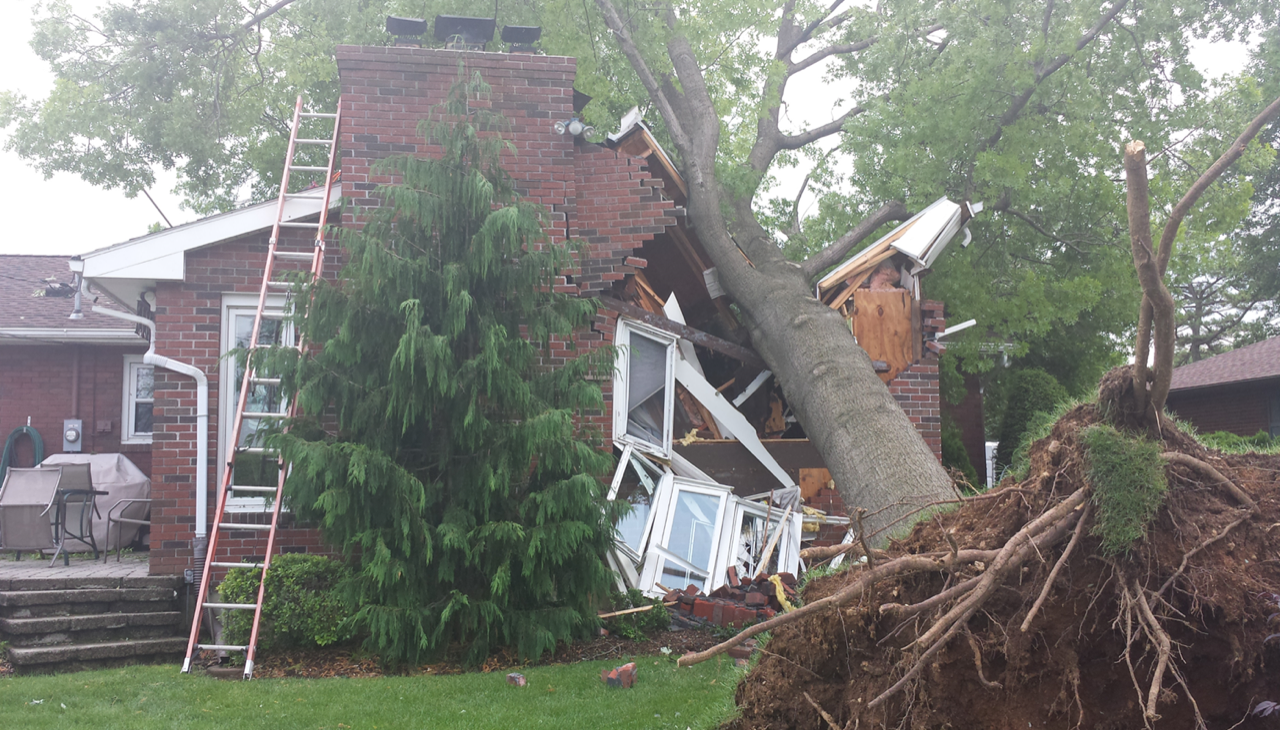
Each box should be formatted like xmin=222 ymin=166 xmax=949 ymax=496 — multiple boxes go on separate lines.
xmin=638 ymin=477 xmax=733 ymax=596
xmin=710 ymin=499 xmax=801 ymax=585
xmin=219 ymin=293 xmax=293 ymax=512
xmin=121 ymin=354 xmax=154 ymax=445
xmin=612 ymin=318 xmax=678 ymax=458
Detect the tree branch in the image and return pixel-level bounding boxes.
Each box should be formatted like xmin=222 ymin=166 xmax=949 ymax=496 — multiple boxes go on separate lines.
xmin=788 ymin=36 xmax=877 ymax=77
xmin=1155 ymin=95 xmax=1280 ymax=275
xmin=801 ymin=200 xmax=910 ymax=280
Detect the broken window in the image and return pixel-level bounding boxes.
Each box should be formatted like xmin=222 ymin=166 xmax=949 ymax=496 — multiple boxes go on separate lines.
xmin=607 ymin=447 xmax=667 ymax=560
xmin=613 ymin=319 xmax=677 ymax=457
xmin=640 ymin=478 xmax=732 ymax=594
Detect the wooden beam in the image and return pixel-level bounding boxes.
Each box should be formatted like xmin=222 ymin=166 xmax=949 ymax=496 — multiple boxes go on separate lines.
xmin=600 ymin=296 xmax=767 ymax=369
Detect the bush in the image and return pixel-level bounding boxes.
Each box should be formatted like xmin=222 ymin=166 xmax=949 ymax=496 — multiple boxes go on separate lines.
xmin=1082 ymin=424 xmax=1168 ymax=557
xmin=941 ymin=421 xmax=979 ymax=488
xmin=994 ymin=369 xmax=1068 ymax=475
xmin=218 ymin=553 xmax=353 ymax=653
xmin=1197 ymin=430 xmax=1280 ymax=454
xmin=603 ymin=588 xmax=670 ymax=641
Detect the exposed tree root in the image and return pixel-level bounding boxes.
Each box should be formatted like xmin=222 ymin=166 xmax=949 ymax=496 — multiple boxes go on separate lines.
xmin=964 ymin=625 xmax=1001 ymax=690
xmin=1162 ymin=452 xmax=1257 ymax=510
xmin=1131 ymin=580 xmax=1173 ymax=722
xmin=804 ymin=692 xmax=843 ymax=730
xmin=1022 ymin=503 xmax=1092 ymax=632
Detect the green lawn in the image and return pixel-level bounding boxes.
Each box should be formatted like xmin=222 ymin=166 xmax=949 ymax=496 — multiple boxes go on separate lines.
xmin=0 ymin=656 xmax=743 ymax=729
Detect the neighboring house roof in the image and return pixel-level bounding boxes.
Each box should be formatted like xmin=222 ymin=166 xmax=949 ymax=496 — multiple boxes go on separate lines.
xmin=0 ymin=255 xmax=143 ymax=345
xmin=78 ymin=183 xmax=340 ymax=307
xmin=1169 ymin=336 xmax=1280 ymax=392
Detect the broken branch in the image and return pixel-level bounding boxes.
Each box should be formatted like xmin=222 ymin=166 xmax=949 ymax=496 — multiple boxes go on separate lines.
xmin=801 ymin=201 xmax=911 ymax=281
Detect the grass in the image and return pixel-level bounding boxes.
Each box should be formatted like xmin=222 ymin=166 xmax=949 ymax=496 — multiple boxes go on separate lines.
xmin=1082 ymin=423 xmax=1168 ymax=557
xmin=0 ymin=657 xmax=745 ymax=730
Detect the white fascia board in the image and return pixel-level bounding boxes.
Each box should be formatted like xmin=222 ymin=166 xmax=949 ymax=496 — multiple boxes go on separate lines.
xmin=80 ymin=184 xmax=341 ymax=283
xmin=816 ymin=197 xmax=964 ymax=291
xmin=0 ymin=328 xmax=145 ymax=345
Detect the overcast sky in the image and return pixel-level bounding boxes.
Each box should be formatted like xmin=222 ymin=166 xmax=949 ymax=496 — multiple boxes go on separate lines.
xmin=0 ymin=2 xmax=1254 ymax=258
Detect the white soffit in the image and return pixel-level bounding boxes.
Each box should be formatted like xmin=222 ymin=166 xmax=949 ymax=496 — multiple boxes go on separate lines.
xmin=79 ymin=184 xmax=342 ymax=285
xmin=817 ymin=197 xmax=964 ymax=291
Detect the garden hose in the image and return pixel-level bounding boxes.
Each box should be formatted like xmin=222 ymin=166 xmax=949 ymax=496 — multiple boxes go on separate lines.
xmin=0 ymin=425 xmax=45 ymax=485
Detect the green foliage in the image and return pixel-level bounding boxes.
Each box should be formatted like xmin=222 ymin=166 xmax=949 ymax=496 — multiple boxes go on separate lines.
xmin=1007 ymin=398 xmax=1084 ymax=482
xmin=941 ymin=420 xmax=979 ymax=488
xmin=1082 ymin=425 xmax=1169 ymax=557
xmin=603 ymin=589 xmax=671 ymax=641
xmin=275 ymin=72 xmax=621 ymax=667
xmin=217 ymin=554 xmax=353 ymax=653
xmin=1197 ymin=430 xmax=1280 ymax=454
xmin=994 ymin=369 xmax=1069 ymax=475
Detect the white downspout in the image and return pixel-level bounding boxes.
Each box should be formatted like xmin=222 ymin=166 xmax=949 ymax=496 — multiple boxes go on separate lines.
xmin=92 ymin=306 xmax=210 ymax=551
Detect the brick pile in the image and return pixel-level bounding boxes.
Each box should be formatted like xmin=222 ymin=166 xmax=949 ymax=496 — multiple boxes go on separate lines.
xmin=664 ymin=569 xmax=798 ymax=629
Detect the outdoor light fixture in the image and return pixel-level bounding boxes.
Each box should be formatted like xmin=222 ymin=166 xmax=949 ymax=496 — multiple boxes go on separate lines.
xmin=553 ymin=118 xmax=595 ymax=138
xmin=501 ymin=25 xmax=541 ymax=53
xmin=386 ymin=16 xmax=427 ymax=46
xmin=434 ymin=15 xmax=496 ymax=50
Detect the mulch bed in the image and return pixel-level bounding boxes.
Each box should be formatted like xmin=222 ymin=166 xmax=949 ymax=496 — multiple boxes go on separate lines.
xmin=199 ymin=628 xmax=721 ymax=679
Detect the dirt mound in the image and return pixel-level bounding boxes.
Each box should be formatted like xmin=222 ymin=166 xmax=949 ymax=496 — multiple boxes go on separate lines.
xmin=727 ymin=404 xmax=1280 ymax=729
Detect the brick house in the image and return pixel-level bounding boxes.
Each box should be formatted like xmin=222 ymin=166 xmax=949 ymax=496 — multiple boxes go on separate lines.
xmin=1166 ymin=336 xmax=1280 ymax=438
xmin=0 ymin=255 xmax=149 ymax=475
xmin=50 ymin=41 xmax=953 ymax=576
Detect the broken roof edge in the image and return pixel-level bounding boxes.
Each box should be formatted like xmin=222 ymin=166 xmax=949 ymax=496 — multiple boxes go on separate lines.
xmin=605 ymin=107 xmax=687 ymax=202
xmin=816 ymin=197 xmax=977 ymax=295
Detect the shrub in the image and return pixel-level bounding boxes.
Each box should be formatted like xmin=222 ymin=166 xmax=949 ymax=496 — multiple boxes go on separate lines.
xmin=994 ymin=369 xmax=1068 ymax=475
xmin=1082 ymin=424 xmax=1168 ymax=557
xmin=218 ymin=553 xmax=353 ymax=653
xmin=1197 ymin=430 xmax=1280 ymax=454
xmin=604 ymin=588 xmax=670 ymax=641
xmin=941 ymin=421 xmax=979 ymax=488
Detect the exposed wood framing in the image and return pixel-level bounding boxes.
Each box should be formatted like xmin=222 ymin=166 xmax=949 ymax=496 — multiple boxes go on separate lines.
xmin=601 ymin=296 xmax=767 ymax=369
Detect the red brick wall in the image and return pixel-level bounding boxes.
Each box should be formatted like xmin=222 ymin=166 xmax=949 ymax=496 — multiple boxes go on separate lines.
xmin=885 ymin=300 xmax=945 ymax=461
xmin=1166 ymin=380 xmax=1279 ymax=437
xmin=0 ymin=343 xmax=151 ymax=475
xmin=146 ymin=231 xmax=339 ymax=575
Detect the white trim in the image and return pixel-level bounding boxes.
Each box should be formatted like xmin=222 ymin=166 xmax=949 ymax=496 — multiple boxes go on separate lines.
xmin=0 ymin=328 xmax=145 ymax=345
xmin=612 ymin=318 xmax=678 ymax=458
xmin=121 ymin=354 xmax=155 ymax=445
xmin=219 ymin=293 xmax=293 ymax=512
xmin=638 ymin=477 xmax=732 ymax=596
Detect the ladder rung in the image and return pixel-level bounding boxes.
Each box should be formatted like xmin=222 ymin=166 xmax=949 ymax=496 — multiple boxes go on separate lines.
xmin=266 ymin=280 xmax=292 ymax=289
xmin=218 ymin=522 xmax=273 ymax=531
xmin=201 ymin=603 xmax=257 ymax=611
xmin=210 ymin=562 xmax=266 ymax=569
xmin=229 ymin=485 xmax=278 ymax=494
xmin=241 ymin=411 xmax=286 ymax=419
xmin=279 ymin=221 xmax=321 ymax=229
xmin=295 ymin=138 xmax=332 ymax=145
xmin=273 ymin=250 xmax=315 ymax=260
xmin=249 ymin=377 xmax=281 ymax=385
xmin=235 ymin=446 xmax=279 ymax=457
xmin=300 ymin=112 xmax=338 ymax=119
xmin=197 ymin=644 xmax=251 ymax=652
xmin=289 ymin=165 xmax=329 ymax=172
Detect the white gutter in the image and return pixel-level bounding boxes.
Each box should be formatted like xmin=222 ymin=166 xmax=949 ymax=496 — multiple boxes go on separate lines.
xmin=0 ymin=329 xmax=145 ymax=344
xmin=91 ymin=306 xmax=210 ymax=547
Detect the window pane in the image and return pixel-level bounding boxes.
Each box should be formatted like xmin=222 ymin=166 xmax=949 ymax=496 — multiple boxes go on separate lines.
xmin=613 ymin=473 xmax=652 ymax=554
xmin=134 ymin=403 xmax=154 ymax=434
xmin=229 ymin=312 xmax=287 ymax=489
xmin=665 ymin=491 xmax=720 ymax=571
xmin=626 ymin=333 xmax=668 ymax=445
xmin=135 ymin=366 xmax=154 ymax=400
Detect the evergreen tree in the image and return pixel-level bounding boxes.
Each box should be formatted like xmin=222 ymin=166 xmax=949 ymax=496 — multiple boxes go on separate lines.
xmin=276 ymin=72 xmax=620 ymax=666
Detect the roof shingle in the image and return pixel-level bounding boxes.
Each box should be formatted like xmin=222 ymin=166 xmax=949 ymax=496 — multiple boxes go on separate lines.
xmin=1169 ymin=336 xmax=1280 ymax=392
xmin=0 ymin=255 xmax=132 ymax=333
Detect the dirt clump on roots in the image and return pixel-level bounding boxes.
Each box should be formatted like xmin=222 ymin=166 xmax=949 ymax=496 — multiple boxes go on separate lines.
xmin=724 ymin=403 xmax=1280 ymax=729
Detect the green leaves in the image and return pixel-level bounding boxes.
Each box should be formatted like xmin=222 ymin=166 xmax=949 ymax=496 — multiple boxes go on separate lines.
xmin=277 ymin=72 xmax=617 ymax=667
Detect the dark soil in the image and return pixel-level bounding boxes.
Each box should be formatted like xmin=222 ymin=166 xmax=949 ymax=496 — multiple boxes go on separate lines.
xmin=200 ymin=628 xmax=720 ymax=679
xmin=729 ymin=403 xmax=1280 ymax=729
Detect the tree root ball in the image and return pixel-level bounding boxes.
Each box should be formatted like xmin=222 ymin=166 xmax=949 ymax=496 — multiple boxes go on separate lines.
xmin=726 ymin=403 xmax=1280 ymax=729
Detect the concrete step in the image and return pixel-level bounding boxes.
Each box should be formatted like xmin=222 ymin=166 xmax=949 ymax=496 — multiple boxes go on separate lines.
xmin=0 ymin=587 xmax=178 ymax=618
xmin=0 ymin=611 xmax=184 ymax=646
xmin=0 ymin=574 xmax=182 ymax=591
xmin=6 ymin=637 xmax=187 ymax=675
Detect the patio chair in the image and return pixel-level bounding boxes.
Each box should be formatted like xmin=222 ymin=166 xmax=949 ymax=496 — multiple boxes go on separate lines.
xmin=47 ymin=463 xmax=108 ymax=566
xmin=0 ymin=466 xmax=60 ymax=559
xmin=104 ymin=498 xmax=152 ymax=563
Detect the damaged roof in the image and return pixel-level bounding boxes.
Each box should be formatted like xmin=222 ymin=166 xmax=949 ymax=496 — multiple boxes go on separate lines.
xmin=0 ymin=255 xmax=142 ymax=344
